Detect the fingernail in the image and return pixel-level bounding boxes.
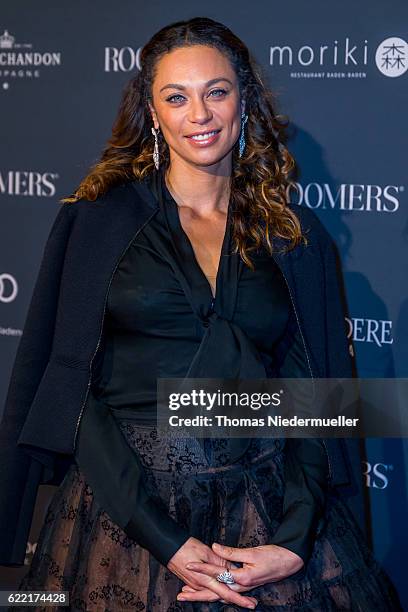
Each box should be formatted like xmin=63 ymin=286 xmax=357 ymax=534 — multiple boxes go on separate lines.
xmin=177 ymin=595 xmax=186 ymax=600
xmin=185 ymin=563 xmax=194 ymax=569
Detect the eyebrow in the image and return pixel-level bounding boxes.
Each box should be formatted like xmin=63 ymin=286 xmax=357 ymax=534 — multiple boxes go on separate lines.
xmin=159 ymin=77 xmax=234 ymax=93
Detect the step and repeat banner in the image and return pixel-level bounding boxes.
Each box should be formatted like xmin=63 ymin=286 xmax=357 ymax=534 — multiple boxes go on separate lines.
xmin=1 ymin=0 xmax=407 ymax=606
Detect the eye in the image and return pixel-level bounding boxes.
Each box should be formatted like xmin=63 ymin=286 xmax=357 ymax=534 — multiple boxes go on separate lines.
xmin=165 ymin=89 xmax=229 ymax=104
xmin=166 ymin=94 xmax=186 ymax=103
xmin=208 ymin=88 xmax=228 ymax=97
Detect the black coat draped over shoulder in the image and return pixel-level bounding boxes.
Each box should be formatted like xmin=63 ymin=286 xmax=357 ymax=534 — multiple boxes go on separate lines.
xmin=0 ymin=171 xmax=365 ymax=566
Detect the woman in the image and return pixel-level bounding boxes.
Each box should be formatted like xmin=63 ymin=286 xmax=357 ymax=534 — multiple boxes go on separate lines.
xmin=0 ymin=16 xmax=402 ymax=611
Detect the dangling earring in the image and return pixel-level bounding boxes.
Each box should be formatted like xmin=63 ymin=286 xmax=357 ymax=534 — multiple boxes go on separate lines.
xmin=238 ymin=112 xmax=248 ymax=158
xmin=151 ymin=126 xmax=160 ymax=170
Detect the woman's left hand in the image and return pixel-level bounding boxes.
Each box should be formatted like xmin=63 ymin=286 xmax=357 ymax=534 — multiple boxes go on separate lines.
xmin=176 ymin=542 xmax=304 ymax=604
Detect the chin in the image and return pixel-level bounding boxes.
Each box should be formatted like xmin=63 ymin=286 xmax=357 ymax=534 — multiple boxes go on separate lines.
xmin=193 ymin=158 xmax=225 ymax=168
xmin=186 ymin=149 xmax=232 ymax=168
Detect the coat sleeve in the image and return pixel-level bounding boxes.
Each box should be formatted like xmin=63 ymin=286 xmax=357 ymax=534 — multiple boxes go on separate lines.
xmin=74 ymin=390 xmax=191 ymax=567
xmin=268 ymin=203 xmax=364 ymax=564
xmin=268 ymin=318 xmax=329 ymax=565
xmin=295 ymin=205 xmax=365 ymax=537
xmin=320 ymin=234 xmax=366 ymax=535
xmin=0 ymin=202 xmax=76 ymax=566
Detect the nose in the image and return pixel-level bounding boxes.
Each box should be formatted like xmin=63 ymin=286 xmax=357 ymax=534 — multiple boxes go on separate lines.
xmin=188 ymin=95 xmax=213 ymax=124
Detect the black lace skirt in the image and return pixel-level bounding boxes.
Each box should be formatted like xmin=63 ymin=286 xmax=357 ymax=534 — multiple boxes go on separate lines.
xmin=14 ymin=421 xmax=402 ymax=611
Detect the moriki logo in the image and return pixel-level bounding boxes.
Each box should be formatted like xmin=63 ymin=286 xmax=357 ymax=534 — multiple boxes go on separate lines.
xmin=375 ymin=37 xmax=408 ymax=77
xmin=269 ymin=35 xmax=407 ymax=79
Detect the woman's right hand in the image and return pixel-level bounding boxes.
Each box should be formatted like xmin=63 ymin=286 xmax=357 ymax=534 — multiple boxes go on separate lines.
xmin=167 ymin=536 xmax=258 ymax=610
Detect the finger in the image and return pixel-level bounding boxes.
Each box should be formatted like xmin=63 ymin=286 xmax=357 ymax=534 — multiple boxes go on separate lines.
xmin=186 ymin=561 xmax=237 ymax=581
xmin=198 ymin=577 xmax=257 ymax=609
xmin=181 ymin=582 xmax=249 ymax=594
xmin=177 ymin=589 xmax=220 ymax=603
xmin=181 ymin=585 xmax=197 ymax=592
xmin=212 ymin=542 xmax=255 ymax=563
xmin=210 ymin=556 xmax=241 ymax=571
xmin=180 ymin=585 xmax=229 ymax=603
xmin=178 ymin=587 xmax=258 ymax=607
xmin=186 ymin=560 xmax=254 ymax=587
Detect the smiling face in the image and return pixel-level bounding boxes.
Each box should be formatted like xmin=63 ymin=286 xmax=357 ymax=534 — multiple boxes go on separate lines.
xmin=148 ymin=45 xmax=245 ymax=171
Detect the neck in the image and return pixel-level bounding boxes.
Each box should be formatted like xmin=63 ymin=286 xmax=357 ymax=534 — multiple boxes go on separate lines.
xmin=164 ymin=155 xmax=231 ymax=216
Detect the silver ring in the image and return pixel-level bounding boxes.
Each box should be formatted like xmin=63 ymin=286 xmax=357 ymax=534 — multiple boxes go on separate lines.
xmin=216 ymin=570 xmax=235 ymax=585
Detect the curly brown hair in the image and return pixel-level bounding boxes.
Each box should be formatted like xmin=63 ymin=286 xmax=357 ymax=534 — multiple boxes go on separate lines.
xmin=61 ymin=16 xmax=305 ymax=269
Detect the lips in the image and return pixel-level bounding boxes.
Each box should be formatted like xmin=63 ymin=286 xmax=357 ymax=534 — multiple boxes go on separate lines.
xmin=185 ymin=129 xmax=221 ymax=141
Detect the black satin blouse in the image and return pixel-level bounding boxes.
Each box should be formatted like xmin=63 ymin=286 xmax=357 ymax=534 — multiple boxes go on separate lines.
xmin=75 ymin=172 xmax=329 ymax=567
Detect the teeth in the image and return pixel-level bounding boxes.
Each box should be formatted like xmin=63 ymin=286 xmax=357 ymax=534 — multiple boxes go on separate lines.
xmin=190 ymin=130 xmax=218 ymax=141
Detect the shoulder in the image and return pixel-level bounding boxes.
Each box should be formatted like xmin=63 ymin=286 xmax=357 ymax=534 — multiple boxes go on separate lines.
xmin=59 ymin=176 xmax=155 ymax=220
xmin=286 ymin=202 xmax=333 ymax=252
xmin=61 ymin=180 xmax=137 ymax=212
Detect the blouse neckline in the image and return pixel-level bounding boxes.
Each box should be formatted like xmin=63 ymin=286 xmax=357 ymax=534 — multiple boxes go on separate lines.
xmin=160 ymin=171 xmax=234 ymax=304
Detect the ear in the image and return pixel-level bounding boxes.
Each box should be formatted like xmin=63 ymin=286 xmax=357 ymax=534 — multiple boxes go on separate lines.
xmin=148 ymin=101 xmax=160 ymax=130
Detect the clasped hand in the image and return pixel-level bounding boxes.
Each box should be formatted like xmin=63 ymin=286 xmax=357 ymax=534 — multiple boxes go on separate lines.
xmin=167 ymin=536 xmax=304 ymax=609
